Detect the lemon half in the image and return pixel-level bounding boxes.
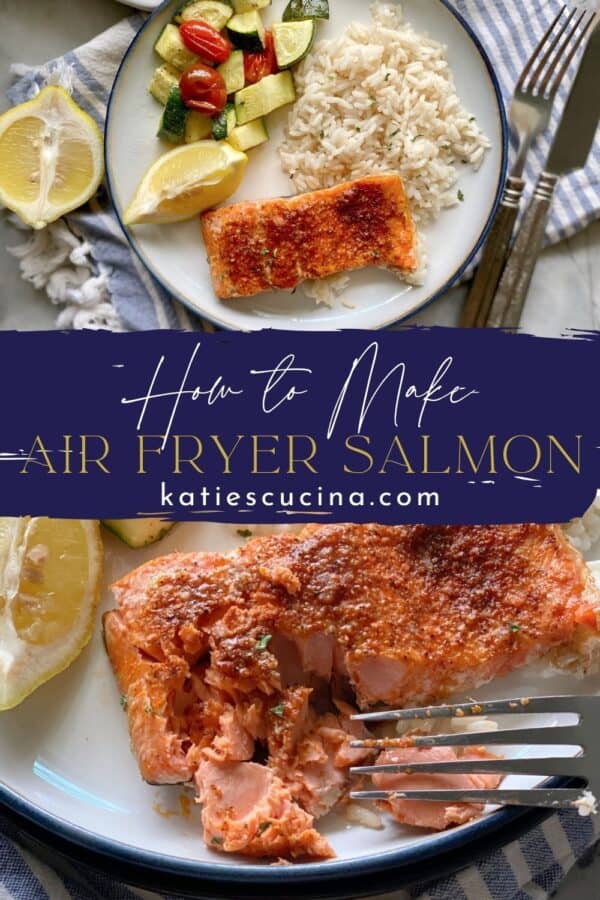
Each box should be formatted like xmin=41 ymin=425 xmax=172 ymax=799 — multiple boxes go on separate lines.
xmin=124 ymin=140 xmax=248 ymax=225
xmin=0 ymin=517 xmax=103 ymax=710
xmin=0 ymin=86 xmax=104 ymax=230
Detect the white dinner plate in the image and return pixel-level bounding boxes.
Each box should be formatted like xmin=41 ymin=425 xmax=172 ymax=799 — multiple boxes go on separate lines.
xmin=105 ymin=0 xmax=508 ymax=331
xmin=117 ymin=0 xmax=162 ymax=10
xmin=1 ymin=523 xmax=598 ymax=894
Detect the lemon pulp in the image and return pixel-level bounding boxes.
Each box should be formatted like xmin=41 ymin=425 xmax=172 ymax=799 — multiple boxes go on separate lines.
xmin=0 ymin=86 xmax=104 ymax=229
xmin=124 ymin=140 xmax=248 ymax=225
xmin=0 ymin=517 xmax=103 ymax=710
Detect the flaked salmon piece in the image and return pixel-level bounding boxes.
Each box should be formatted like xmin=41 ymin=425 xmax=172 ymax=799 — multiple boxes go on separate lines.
xmin=266 ymin=691 xmax=373 ymax=819
xmin=103 ymin=611 xmax=195 ymax=785
xmin=201 ymin=175 xmax=418 ymax=300
xmin=196 ymin=758 xmax=334 ymax=859
xmin=105 ymin=523 xmax=600 ymax=858
xmin=372 ymin=746 xmax=503 ymax=830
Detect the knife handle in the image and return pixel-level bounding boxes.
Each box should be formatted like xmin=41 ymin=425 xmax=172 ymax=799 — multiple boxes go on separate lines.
xmin=460 ymin=176 xmax=525 ymax=328
xmin=486 ymin=172 xmax=559 ymax=329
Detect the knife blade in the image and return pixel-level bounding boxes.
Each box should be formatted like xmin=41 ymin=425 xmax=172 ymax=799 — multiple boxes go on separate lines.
xmin=485 ymin=13 xmax=600 ymax=330
xmin=546 ymin=13 xmax=600 ymax=175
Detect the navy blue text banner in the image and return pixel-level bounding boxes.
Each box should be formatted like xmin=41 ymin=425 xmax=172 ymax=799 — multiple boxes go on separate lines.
xmin=1 ymin=328 xmax=598 ymax=525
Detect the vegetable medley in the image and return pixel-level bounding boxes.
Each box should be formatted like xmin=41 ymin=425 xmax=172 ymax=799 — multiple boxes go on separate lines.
xmin=150 ymin=0 xmax=330 ymax=154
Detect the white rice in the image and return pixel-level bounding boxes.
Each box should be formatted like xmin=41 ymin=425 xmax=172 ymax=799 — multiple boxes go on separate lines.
xmin=279 ymin=2 xmax=490 ymax=304
xmin=563 ymin=491 xmax=600 ymax=554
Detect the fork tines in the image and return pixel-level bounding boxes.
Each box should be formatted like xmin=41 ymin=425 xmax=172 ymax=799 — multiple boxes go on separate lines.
xmin=349 ymin=696 xmax=597 ymax=811
xmin=522 ymin=6 xmax=596 ymax=99
xmin=350 ymin=694 xmax=581 ymax=723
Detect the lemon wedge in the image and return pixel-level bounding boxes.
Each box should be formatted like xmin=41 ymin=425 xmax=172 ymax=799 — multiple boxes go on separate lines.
xmin=0 ymin=86 xmax=104 ymax=230
xmin=123 ymin=140 xmax=248 ymax=225
xmin=0 ymin=517 xmax=103 ymax=710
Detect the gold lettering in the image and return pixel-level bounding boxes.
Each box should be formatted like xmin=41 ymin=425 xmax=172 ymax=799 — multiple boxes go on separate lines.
xmin=421 ymin=435 xmax=451 ymax=475
xmin=287 ymin=435 xmax=318 ymax=474
xmin=138 ymin=435 xmax=165 ymax=475
xmin=20 ymin=435 xmax=56 ymax=475
xmin=502 ymin=435 xmax=542 ymax=475
xmin=211 ymin=435 xmax=244 ymax=475
xmin=547 ymin=435 xmax=582 ymax=474
xmin=457 ymin=435 xmax=497 ymax=475
xmin=379 ymin=436 xmax=416 ymax=475
xmin=344 ymin=435 xmax=374 ymax=475
xmin=174 ymin=435 xmax=204 ymax=474
xmin=80 ymin=435 xmax=111 ymax=474
xmin=252 ymin=435 xmax=280 ymax=475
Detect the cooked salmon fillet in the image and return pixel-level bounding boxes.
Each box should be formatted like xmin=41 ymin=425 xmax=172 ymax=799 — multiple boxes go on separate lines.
xmin=200 ymin=175 xmax=418 ymax=299
xmin=104 ymin=523 xmax=600 ymax=858
xmin=372 ymin=745 xmax=503 ymax=830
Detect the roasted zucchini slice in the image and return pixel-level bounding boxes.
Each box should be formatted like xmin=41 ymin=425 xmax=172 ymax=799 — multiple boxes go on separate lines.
xmin=235 ymin=71 xmax=296 ymax=124
xmin=185 ymin=111 xmax=214 ymax=142
xmin=228 ymin=117 xmax=269 ymax=152
xmin=149 ymin=63 xmax=181 ymax=105
xmin=158 ymin=86 xmax=189 ymax=143
xmin=174 ymin=0 xmax=233 ymax=30
xmin=102 ymin=519 xmax=175 ymax=549
xmin=155 ymin=24 xmax=198 ymax=71
xmin=272 ymin=19 xmax=316 ymax=68
xmin=227 ymin=11 xmax=266 ymax=51
xmin=212 ymin=103 xmax=237 ymax=140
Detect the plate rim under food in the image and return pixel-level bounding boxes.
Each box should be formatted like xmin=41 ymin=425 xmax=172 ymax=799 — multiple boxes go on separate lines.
xmin=0 ymin=776 xmax=563 ymax=891
xmin=117 ymin=0 xmax=162 ymax=10
xmin=0 ymin=518 xmax=589 ymax=888
xmin=104 ymin=0 xmax=509 ymax=332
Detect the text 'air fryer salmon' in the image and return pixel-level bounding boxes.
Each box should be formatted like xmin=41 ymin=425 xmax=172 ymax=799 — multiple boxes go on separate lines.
xmin=103 ymin=524 xmax=600 ymax=860
xmin=201 ymin=175 xmax=418 ymax=299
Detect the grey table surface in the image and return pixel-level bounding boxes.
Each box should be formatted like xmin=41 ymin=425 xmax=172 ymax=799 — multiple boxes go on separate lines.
xmin=0 ymin=1 xmax=599 ymax=897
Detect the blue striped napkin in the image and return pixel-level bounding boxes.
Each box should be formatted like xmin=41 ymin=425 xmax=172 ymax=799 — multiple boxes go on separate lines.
xmin=6 ymin=0 xmax=600 ymax=330
xmin=0 ymin=806 xmax=597 ymax=899
xmin=2 ymin=3 xmax=600 ymax=897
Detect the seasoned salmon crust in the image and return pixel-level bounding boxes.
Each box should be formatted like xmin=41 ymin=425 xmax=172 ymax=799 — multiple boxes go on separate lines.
xmin=200 ymin=175 xmax=418 ymax=299
xmin=104 ymin=524 xmax=600 ymax=859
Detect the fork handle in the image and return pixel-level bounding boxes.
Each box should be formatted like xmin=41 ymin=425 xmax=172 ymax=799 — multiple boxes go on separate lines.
xmin=486 ymin=172 xmax=559 ymax=329
xmin=460 ymin=176 xmax=525 ymax=328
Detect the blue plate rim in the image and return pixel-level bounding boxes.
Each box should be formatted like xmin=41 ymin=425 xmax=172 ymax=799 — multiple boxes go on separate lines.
xmin=0 ymin=0 xmax=521 ymax=885
xmin=104 ymin=0 xmax=509 ymax=332
xmin=0 ymin=775 xmax=539 ymax=886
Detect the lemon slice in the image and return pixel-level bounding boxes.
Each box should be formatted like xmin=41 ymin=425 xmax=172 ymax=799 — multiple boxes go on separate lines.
xmin=123 ymin=140 xmax=248 ymax=225
xmin=0 ymin=518 xmax=103 ymax=710
xmin=0 ymin=86 xmax=104 ymax=230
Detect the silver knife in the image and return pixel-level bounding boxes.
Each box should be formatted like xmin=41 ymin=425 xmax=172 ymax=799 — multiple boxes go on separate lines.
xmin=487 ymin=13 xmax=600 ymax=329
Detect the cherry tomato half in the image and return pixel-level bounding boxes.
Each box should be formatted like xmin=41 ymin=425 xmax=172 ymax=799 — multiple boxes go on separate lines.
xmin=179 ymin=62 xmax=227 ymax=115
xmin=179 ymin=20 xmax=232 ymax=65
xmin=244 ymin=31 xmax=278 ymax=85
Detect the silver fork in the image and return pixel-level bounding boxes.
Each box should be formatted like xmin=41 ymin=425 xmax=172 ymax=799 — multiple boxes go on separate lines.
xmin=349 ymin=696 xmax=599 ymax=811
xmin=460 ymin=7 xmax=594 ymax=329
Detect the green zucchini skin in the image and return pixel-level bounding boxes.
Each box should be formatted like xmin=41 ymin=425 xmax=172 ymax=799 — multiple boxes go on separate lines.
xmin=228 ymin=117 xmax=269 ymax=152
xmin=272 ymin=19 xmax=316 ymax=68
xmin=174 ymin=0 xmax=233 ymax=29
xmin=212 ymin=103 xmax=237 ymax=140
xmin=218 ymin=50 xmax=246 ymax=95
xmin=185 ymin=111 xmax=214 ymax=142
xmin=154 ymin=23 xmax=199 ymax=71
xmin=149 ymin=63 xmax=181 ymax=105
xmin=227 ymin=11 xmax=266 ymax=51
xmin=235 ymin=71 xmax=296 ymax=124
xmin=102 ymin=519 xmax=175 ymax=549
xmin=158 ymin=86 xmax=189 ymax=143
xmin=282 ymin=0 xmax=329 ymax=20
xmin=232 ymin=0 xmax=271 ymax=11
